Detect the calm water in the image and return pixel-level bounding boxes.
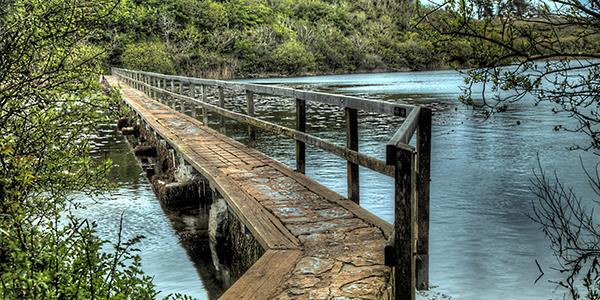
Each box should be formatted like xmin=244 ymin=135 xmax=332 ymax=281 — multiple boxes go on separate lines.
xmin=240 ymin=70 xmax=597 ymax=299
xmin=81 ymin=69 xmax=596 ymax=299
xmin=74 ymin=125 xmax=213 ymax=299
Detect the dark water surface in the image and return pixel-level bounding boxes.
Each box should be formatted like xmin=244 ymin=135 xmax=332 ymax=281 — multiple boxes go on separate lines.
xmin=81 ymin=69 xmax=596 ymax=299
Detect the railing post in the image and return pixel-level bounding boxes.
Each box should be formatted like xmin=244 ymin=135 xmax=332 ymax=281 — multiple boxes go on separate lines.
xmin=218 ymin=86 xmax=225 ymax=133
xmin=151 ymin=77 xmax=155 ymax=98
xmin=190 ymin=84 xmax=197 ymax=118
xmin=295 ymin=99 xmax=306 ymax=174
xmin=202 ymin=85 xmax=209 ymax=125
xmin=246 ymin=91 xmax=256 ymax=146
xmin=393 ymin=146 xmax=416 ymax=300
xmin=416 ymin=107 xmax=432 ymax=291
xmin=179 ymin=82 xmax=185 ymax=112
xmin=144 ymin=75 xmax=149 ymax=95
xmin=157 ymin=77 xmax=162 ymax=100
xmin=345 ymin=107 xmax=359 ymax=204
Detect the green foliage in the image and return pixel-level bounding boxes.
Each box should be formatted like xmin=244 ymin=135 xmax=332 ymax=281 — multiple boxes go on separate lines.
xmin=273 ymin=40 xmax=315 ymax=74
xmin=0 ymin=0 xmax=165 ymax=298
xmin=122 ymin=41 xmax=176 ymax=74
xmin=102 ymin=0 xmax=455 ymax=77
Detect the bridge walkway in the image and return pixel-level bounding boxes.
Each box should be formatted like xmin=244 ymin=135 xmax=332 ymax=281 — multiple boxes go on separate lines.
xmin=106 ymin=76 xmax=393 ymax=299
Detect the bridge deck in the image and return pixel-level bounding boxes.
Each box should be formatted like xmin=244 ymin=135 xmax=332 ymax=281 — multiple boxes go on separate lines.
xmin=107 ymin=76 xmax=393 ymax=299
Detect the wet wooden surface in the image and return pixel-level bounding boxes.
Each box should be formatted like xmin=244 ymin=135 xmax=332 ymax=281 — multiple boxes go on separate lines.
xmin=107 ymin=76 xmax=392 ymax=300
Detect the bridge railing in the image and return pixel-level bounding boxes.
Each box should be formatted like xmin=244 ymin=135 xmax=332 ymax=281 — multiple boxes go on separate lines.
xmin=111 ymin=67 xmax=432 ymax=299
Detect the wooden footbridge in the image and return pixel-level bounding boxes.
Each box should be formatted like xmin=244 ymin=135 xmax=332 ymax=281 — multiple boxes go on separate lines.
xmin=109 ymin=68 xmax=432 ymax=300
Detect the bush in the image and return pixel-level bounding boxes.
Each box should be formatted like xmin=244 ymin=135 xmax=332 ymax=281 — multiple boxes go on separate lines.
xmin=272 ymin=40 xmax=315 ymax=74
xmin=121 ymin=41 xmax=176 ymax=74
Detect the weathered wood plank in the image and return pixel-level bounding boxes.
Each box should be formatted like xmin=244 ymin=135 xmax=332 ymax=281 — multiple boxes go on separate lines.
xmin=219 ymin=250 xmax=301 ymax=300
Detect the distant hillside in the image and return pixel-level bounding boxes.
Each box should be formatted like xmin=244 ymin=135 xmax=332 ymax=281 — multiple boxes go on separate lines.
xmin=99 ymin=0 xmax=599 ymax=79
xmin=100 ymin=0 xmax=456 ymax=78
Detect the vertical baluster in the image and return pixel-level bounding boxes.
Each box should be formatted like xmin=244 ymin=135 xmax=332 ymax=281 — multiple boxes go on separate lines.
xmin=246 ymin=91 xmax=256 ymax=145
xmin=218 ymin=86 xmax=225 ymax=133
xmin=179 ymin=82 xmax=185 ymax=112
xmin=202 ymin=85 xmax=209 ymax=125
xmin=295 ymin=99 xmax=306 ymax=174
xmin=190 ymin=84 xmax=197 ymax=118
xmin=345 ymin=107 xmax=359 ymax=204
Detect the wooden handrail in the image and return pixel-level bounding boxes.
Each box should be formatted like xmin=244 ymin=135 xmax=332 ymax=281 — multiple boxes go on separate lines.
xmin=116 ymin=70 xmax=394 ymax=176
xmin=112 ymin=68 xmax=414 ymax=117
xmin=112 ymin=67 xmax=431 ymax=300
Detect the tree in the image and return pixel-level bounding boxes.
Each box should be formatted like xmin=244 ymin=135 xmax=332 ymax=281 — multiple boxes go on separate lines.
xmin=418 ymin=0 xmax=600 ymax=297
xmin=0 ymin=0 xmax=159 ymax=298
xmin=272 ymin=39 xmax=316 ymax=74
xmin=122 ymin=41 xmax=176 ymax=74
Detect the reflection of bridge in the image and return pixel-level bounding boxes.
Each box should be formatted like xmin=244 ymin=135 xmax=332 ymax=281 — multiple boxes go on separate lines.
xmin=108 ymin=68 xmax=431 ymax=300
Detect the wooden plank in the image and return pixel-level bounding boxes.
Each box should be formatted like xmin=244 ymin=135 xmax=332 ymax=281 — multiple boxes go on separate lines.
xmin=394 ymin=147 xmax=416 ymax=300
xmin=416 ymin=107 xmax=431 ymax=291
xmin=345 ymin=107 xmax=359 ymax=204
xmin=219 ymin=250 xmax=302 ymax=300
xmin=295 ymin=98 xmax=306 ymax=174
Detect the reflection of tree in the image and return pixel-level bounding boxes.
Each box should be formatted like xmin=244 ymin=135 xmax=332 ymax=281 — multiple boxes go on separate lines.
xmin=530 ymin=159 xmax=600 ymax=299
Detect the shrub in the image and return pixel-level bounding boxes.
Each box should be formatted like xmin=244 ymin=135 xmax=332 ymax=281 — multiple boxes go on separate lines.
xmin=272 ymin=40 xmax=315 ymax=74
xmin=122 ymin=41 xmax=176 ymax=74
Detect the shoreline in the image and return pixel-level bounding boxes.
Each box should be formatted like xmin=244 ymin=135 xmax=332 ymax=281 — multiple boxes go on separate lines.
xmin=235 ymin=64 xmax=456 ymax=80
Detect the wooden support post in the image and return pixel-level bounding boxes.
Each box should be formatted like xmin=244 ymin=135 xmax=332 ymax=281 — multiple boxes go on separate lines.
xmin=295 ymin=99 xmax=306 ymax=174
xmin=179 ymin=82 xmax=185 ymax=112
xmin=218 ymin=86 xmax=225 ymax=133
xmin=151 ymin=77 xmax=155 ymax=98
xmin=345 ymin=107 xmax=359 ymax=204
xmin=246 ymin=91 xmax=256 ymax=146
xmin=190 ymin=84 xmax=197 ymax=118
xmin=144 ymin=76 xmax=149 ymax=95
xmin=393 ymin=147 xmax=416 ymax=300
xmin=202 ymin=85 xmax=209 ymax=125
xmin=157 ymin=78 xmax=162 ymax=100
xmin=416 ymin=107 xmax=432 ymax=291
